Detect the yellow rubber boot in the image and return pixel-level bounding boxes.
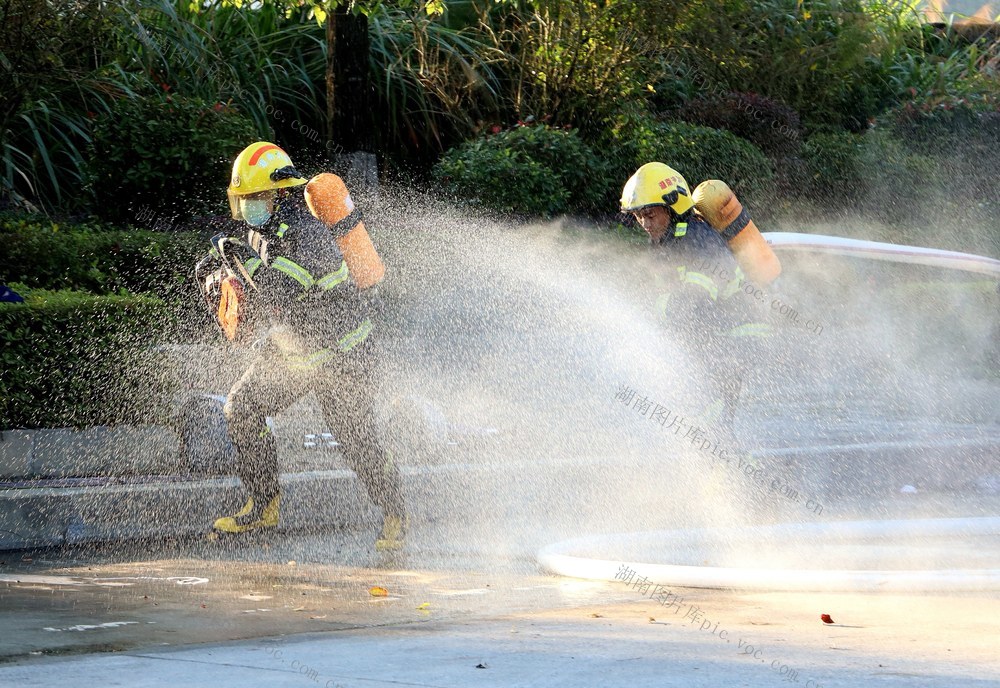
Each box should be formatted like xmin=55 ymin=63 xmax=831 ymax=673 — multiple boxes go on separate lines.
xmin=375 ymin=515 xmax=407 ymax=551
xmin=213 ymin=494 xmax=280 ymax=534
xmin=233 ymin=496 xmax=255 ymax=517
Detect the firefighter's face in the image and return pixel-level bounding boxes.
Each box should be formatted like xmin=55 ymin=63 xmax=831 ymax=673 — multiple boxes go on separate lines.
xmin=238 ymin=190 xmax=276 ymax=227
xmin=632 ymin=205 xmax=670 ymax=239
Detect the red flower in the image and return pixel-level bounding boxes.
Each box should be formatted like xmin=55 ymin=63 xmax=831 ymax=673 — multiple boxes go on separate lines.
xmin=490 ymin=125 xmax=501 ymax=134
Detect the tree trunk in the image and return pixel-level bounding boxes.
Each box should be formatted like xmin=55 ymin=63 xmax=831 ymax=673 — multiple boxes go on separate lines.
xmin=332 ymin=7 xmax=374 ymax=153
xmin=325 ymin=10 xmax=337 ymax=147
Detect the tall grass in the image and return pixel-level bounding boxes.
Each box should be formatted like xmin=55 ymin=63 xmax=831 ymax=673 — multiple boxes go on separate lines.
xmin=481 ymin=0 xmax=666 ymax=130
xmin=1 ymin=0 xmax=324 ymax=215
xmin=368 ymin=4 xmax=506 ymax=157
xmin=1 ymin=0 xmax=508 ymax=214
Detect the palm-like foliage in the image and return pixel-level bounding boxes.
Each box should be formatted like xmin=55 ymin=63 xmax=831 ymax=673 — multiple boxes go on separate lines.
xmin=2 ymin=0 xmax=509 ymax=213
xmin=1 ymin=0 xmax=326 ymax=215
xmin=123 ymin=1 xmax=326 ymax=135
xmin=368 ymin=4 xmax=506 ymax=156
xmin=1 ymin=0 xmax=133 ymax=212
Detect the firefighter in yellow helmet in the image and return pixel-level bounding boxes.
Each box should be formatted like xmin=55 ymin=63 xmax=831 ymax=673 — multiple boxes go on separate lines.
xmin=621 ymin=162 xmax=772 ymax=438
xmin=213 ymin=142 xmax=405 ymax=550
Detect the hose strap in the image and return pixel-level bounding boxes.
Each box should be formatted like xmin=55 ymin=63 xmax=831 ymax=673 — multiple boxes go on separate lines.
xmin=331 ymin=207 xmax=363 ymax=238
xmin=721 ymin=207 xmax=751 ymax=241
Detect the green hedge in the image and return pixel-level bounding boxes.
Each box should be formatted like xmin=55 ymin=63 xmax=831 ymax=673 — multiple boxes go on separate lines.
xmin=801 ymin=130 xmax=935 ymax=220
xmin=0 ymin=288 xmax=173 ymax=430
xmin=887 ymin=101 xmax=1000 ymax=157
xmin=432 ymin=124 xmax=611 ymax=217
xmin=434 ymin=119 xmax=776 ymax=219
xmin=802 ymin=131 xmax=867 ymax=202
xmin=0 ymin=213 xmax=205 ymax=296
xmin=677 ymin=92 xmax=802 ymax=158
xmin=86 ymin=95 xmax=259 ymax=224
xmin=883 ymin=101 xmax=1000 ymax=208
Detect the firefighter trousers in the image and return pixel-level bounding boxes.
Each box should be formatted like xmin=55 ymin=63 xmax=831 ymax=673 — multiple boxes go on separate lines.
xmin=223 ymin=346 xmax=404 ymax=520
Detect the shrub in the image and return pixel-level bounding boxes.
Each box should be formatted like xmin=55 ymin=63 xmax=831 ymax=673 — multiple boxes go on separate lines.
xmin=834 ymin=59 xmax=898 ymax=133
xmin=0 ymin=288 xmax=173 ymax=429
xmin=801 ymin=130 xmax=936 ymax=221
xmin=882 ymin=101 xmax=1000 ymax=211
xmin=0 ymin=213 xmax=205 ymax=297
xmin=604 ymin=117 xmax=775 ymax=211
xmin=432 ymin=124 xmax=611 ymax=217
xmin=887 ymin=100 xmax=1000 ymax=156
xmin=86 ymin=95 xmax=259 ymax=224
xmin=486 ymin=0 xmax=675 ymax=135
xmin=677 ymin=92 xmax=802 ymax=157
xmin=668 ymin=0 xmax=887 ymax=131
xmin=802 ymin=132 xmax=867 ymax=203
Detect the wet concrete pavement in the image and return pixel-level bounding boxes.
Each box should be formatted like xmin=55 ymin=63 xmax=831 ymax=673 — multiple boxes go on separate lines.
xmin=2 ymin=423 xmax=999 ymax=683
xmin=0 ymin=519 xmax=998 ymax=687
xmin=2 ymin=227 xmax=998 ymax=685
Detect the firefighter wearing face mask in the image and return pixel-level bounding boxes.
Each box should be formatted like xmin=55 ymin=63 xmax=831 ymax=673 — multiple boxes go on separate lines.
xmin=621 ymin=162 xmax=774 ymax=437
xmin=215 ymin=141 xmax=405 ymax=551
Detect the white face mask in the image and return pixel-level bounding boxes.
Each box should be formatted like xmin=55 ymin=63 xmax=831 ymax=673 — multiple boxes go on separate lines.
xmin=239 ymin=198 xmax=272 ymax=227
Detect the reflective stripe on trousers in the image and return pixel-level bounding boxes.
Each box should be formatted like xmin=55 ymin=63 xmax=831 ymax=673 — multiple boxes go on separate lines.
xmin=284 ymin=319 xmax=374 ymax=370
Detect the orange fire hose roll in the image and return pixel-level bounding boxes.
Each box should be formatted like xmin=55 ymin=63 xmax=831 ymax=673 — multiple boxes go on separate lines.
xmin=304 ymin=173 xmax=385 ymax=289
xmin=217 ymin=275 xmax=244 ymax=341
xmin=693 ymin=180 xmax=781 ymax=286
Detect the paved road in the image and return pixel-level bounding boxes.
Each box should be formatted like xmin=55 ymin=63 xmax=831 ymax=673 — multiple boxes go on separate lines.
xmin=1 ymin=518 xmax=998 ymax=687
xmin=1 ymin=218 xmax=997 ymax=685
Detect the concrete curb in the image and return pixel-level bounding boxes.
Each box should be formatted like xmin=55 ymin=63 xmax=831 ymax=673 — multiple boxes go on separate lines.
xmin=763 ymin=435 xmax=1000 ymax=498
xmin=0 ymin=457 xmax=635 ymax=551
xmin=0 ymin=437 xmax=997 ymax=551
xmin=0 ymin=426 xmax=180 ymax=480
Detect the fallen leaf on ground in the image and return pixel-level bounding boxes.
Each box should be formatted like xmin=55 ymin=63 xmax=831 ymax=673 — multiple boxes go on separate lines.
xmin=369 ymin=586 xmax=389 ymax=597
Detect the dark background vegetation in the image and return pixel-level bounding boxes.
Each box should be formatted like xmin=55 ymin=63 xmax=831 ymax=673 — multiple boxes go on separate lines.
xmin=6 ymin=0 xmax=1000 ymax=233
xmin=2 ymin=0 xmax=1000 ymax=428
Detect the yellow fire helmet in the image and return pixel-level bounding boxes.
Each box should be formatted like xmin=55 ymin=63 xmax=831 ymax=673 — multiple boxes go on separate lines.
xmin=620 ymin=162 xmax=694 ymax=217
xmin=227 ymin=142 xmax=308 ymax=219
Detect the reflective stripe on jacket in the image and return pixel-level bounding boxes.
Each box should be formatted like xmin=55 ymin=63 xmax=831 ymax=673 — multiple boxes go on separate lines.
xmin=651 ymin=217 xmax=773 ymax=345
xmin=245 ymin=194 xmax=373 ymax=361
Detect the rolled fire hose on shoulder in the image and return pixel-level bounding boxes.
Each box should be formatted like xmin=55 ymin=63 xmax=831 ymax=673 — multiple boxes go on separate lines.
xmin=304 ymin=173 xmax=385 ymax=289
xmin=693 ymin=180 xmax=781 ymax=286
